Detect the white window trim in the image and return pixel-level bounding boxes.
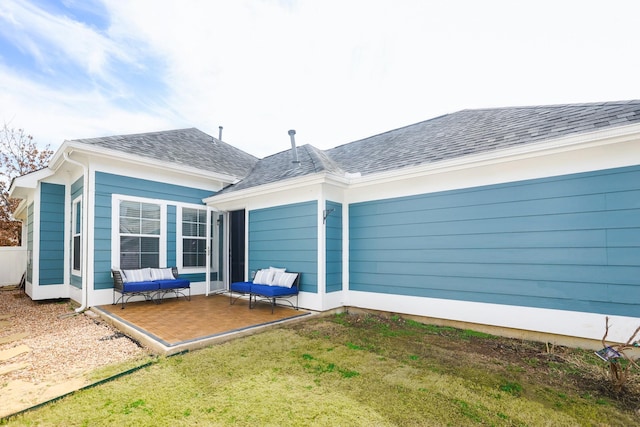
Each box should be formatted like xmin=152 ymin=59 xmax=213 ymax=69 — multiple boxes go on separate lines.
xmin=111 ymin=194 xmax=167 ymax=269
xmin=176 ymin=204 xmax=209 ymax=273
xmin=71 ymin=195 xmax=82 ymax=275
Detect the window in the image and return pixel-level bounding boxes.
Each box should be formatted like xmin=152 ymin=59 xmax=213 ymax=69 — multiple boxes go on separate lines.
xmin=72 ymin=197 xmax=82 ymax=273
xmin=182 ymin=207 xmax=207 ymax=268
xmin=119 ymin=200 xmax=161 ymax=269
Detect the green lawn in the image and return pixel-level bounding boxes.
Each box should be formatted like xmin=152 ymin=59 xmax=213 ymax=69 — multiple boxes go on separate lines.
xmin=3 ymin=313 xmax=638 ymax=426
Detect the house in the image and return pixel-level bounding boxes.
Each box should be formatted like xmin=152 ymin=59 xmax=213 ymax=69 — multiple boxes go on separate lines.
xmin=9 ymin=101 xmax=640 ymax=344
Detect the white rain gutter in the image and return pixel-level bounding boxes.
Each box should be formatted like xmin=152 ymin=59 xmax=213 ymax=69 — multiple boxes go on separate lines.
xmin=63 ymin=152 xmax=90 ymax=313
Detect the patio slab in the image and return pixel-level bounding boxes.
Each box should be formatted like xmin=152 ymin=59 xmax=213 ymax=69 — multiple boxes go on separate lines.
xmin=93 ymin=293 xmax=313 ymax=355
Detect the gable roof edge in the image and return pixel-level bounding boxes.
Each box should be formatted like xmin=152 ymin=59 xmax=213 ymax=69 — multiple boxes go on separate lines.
xmin=54 ymin=141 xmax=244 ymax=184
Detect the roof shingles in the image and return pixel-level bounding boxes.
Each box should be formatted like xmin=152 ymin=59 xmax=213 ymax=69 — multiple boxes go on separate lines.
xmin=72 ymin=128 xmax=258 ymax=178
xmin=73 ymin=101 xmax=640 ymax=196
xmin=220 ymin=100 xmax=640 ymax=195
xmin=327 ymin=100 xmax=640 ymax=175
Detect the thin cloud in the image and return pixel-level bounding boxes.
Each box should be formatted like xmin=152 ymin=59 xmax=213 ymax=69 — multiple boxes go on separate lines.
xmin=0 ymin=0 xmax=132 ymax=80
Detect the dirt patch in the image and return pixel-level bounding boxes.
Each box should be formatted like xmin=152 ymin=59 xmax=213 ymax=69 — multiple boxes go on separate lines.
xmin=0 ymin=289 xmax=149 ymax=418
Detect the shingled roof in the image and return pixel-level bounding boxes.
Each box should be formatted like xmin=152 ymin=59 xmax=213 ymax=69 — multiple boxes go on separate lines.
xmin=216 ymin=100 xmax=640 ymax=195
xmin=217 ymin=144 xmax=343 ymax=193
xmin=70 ymin=127 xmax=258 ymax=178
xmin=327 ymin=100 xmax=640 ymax=175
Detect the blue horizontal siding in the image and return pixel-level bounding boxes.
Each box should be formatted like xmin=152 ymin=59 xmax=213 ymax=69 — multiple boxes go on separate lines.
xmin=71 ymin=274 xmax=82 ymax=288
xmin=249 ymin=201 xmax=318 ymax=293
xmin=179 ymin=272 xmax=205 ymax=283
xmin=349 ymin=165 xmax=640 ymax=317
xmin=93 ymin=172 xmax=213 ymax=290
xmin=39 ymin=183 xmax=65 ymax=285
xmin=326 ymin=201 xmax=343 ymax=293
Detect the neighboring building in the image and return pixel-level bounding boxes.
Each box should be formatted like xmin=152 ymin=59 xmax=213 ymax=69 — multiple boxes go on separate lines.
xmin=10 ymin=101 xmax=640 ymax=343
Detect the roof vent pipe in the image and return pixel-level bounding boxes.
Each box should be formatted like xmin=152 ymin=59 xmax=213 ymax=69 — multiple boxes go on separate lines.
xmin=218 ymin=126 xmax=223 ymax=141
xmin=288 ymin=129 xmax=300 ymax=164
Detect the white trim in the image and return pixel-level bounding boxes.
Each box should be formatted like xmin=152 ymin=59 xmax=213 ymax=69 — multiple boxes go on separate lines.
xmin=348 ymin=291 xmax=639 ymax=343
xmin=53 ymin=142 xmax=240 ymax=184
xmin=29 ymin=284 xmax=69 ymax=300
xmin=71 ymin=195 xmax=83 ymax=275
xmin=176 ymin=204 xmax=208 ymax=274
xmin=28 ymin=187 xmax=41 ymax=298
xmin=316 ymin=196 xmax=327 ymax=308
xmin=203 ymin=173 xmax=348 ymax=205
xmin=8 ymin=167 xmax=55 ymax=199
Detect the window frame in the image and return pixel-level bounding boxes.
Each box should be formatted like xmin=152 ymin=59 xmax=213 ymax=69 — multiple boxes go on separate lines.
xmin=111 ymin=195 xmax=167 ymax=269
xmin=177 ymin=204 xmax=209 ymax=273
xmin=71 ymin=196 xmax=82 ymax=275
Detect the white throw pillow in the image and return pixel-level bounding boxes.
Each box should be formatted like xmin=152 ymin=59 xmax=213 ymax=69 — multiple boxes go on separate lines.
xmin=275 ymin=272 xmax=298 ymax=288
xmin=254 ymin=269 xmax=274 ymax=285
xmin=269 ymin=267 xmax=287 ymax=286
xmin=151 ymin=268 xmax=174 ymax=280
xmin=253 ymin=269 xmax=266 ymax=283
xmin=140 ymin=267 xmax=154 ymax=282
xmin=123 ymin=269 xmax=144 ymax=282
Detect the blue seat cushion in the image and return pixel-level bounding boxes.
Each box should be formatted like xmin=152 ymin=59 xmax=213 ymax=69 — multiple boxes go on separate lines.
xmin=251 ymin=284 xmax=298 ymax=297
xmin=230 ymin=281 xmax=253 ymax=293
xmin=122 ymin=281 xmax=159 ymax=292
xmin=155 ymin=279 xmax=190 ymax=289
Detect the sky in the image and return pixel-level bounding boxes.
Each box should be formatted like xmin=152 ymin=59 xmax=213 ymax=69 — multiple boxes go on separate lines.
xmin=1 ymin=0 xmax=639 ymax=159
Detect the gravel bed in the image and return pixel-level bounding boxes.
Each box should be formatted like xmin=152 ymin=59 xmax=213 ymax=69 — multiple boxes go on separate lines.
xmin=0 ymin=288 xmax=147 ymax=385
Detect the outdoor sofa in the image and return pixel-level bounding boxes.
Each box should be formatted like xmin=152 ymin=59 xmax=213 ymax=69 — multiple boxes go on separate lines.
xmin=111 ymin=267 xmax=190 ymax=309
xmin=229 ymin=268 xmax=300 ymax=313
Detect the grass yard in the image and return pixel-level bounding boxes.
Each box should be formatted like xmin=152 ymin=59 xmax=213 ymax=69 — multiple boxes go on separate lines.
xmin=3 ymin=312 xmax=639 ymax=426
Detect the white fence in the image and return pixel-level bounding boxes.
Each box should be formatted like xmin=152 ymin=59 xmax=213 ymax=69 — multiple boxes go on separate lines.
xmin=0 ymin=246 xmax=27 ymax=286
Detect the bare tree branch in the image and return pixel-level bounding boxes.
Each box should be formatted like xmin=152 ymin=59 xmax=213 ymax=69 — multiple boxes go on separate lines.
xmin=0 ymin=122 xmax=54 ymax=246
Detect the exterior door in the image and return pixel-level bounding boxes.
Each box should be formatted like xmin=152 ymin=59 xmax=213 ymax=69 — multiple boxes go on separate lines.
xmin=206 ymin=210 xmax=227 ymax=295
xmin=229 ymin=210 xmax=246 ymax=284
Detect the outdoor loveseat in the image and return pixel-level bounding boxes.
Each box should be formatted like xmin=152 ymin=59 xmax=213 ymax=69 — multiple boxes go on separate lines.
xmin=229 ymin=268 xmax=300 ymax=313
xmin=111 ymin=267 xmax=190 ymax=309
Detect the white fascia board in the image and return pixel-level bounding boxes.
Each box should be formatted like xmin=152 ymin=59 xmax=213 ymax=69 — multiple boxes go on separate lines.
xmin=56 ymin=142 xmax=240 ymax=184
xmin=12 ymin=199 xmax=28 ymax=220
xmin=203 ymin=173 xmax=349 ymax=205
xmin=8 ymin=168 xmax=55 ymax=198
xmin=347 ymin=122 xmax=640 ymax=188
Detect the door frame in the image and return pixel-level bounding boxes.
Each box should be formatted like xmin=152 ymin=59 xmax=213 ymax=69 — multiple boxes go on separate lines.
xmin=205 ymin=209 xmax=228 ymax=296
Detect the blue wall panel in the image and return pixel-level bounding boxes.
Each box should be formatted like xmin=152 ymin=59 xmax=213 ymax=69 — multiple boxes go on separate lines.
xmin=249 ymin=201 xmax=318 ymax=293
xmin=39 ymin=183 xmax=65 ymax=285
xmin=93 ymin=172 xmax=213 ymax=290
xmin=349 ymin=165 xmax=640 ymax=317
xmin=326 ymin=201 xmax=342 ymax=293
